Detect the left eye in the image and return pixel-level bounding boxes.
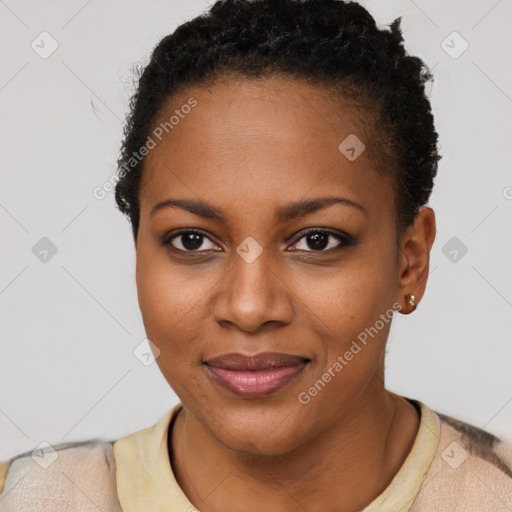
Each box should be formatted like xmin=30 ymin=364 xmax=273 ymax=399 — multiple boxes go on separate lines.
xmin=290 ymin=230 xmax=349 ymax=252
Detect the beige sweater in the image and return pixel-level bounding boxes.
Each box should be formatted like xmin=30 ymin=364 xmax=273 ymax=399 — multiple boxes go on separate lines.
xmin=1 ymin=399 xmax=511 ymax=511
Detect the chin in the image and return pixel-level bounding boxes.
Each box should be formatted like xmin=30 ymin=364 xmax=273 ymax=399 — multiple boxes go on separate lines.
xmin=205 ymin=403 xmax=311 ymax=457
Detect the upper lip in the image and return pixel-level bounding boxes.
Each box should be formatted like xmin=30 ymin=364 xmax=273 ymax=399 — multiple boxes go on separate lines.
xmin=204 ymin=352 xmax=309 ymax=371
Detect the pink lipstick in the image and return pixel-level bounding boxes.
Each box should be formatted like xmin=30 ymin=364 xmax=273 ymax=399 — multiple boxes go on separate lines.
xmin=204 ymin=352 xmax=309 ymax=398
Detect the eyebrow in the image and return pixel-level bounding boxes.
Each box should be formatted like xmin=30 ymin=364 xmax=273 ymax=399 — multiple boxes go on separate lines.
xmin=150 ymin=196 xmax=368 ymax=222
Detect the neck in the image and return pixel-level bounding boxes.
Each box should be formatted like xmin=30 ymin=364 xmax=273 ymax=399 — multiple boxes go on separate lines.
xmin=169 ymin=378 xmax=419 ymax=512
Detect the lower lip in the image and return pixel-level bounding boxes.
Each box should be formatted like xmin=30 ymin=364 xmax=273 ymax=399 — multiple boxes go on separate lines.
xmin=205 ymin=363 xmax=308 ymax=398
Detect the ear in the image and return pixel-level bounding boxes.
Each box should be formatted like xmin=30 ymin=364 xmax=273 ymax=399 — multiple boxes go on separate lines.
xmin=396 ymin=206 xmax=436 ymax=313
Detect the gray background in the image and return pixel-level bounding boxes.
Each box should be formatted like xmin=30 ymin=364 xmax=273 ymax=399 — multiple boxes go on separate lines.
xmin=1 ymin=0 xmax=511 ymax=460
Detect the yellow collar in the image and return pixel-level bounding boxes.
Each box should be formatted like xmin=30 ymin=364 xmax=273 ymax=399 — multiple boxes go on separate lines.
xmin=113 ymin=399 xmax=440 ymax=511
xmin=364 ymin=399 xmax=440 ymax=511
xmin=113 ymin=403 xmax=187 ymax=511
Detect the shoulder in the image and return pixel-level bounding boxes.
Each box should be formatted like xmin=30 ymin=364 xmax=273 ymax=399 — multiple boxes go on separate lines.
xmin=0 ymin=439 xmax=122 ymax=511
xmin=437 ymin=412 xmax=512 ymax=478
xmin=413 ymin=409 xmax=512 ymax=511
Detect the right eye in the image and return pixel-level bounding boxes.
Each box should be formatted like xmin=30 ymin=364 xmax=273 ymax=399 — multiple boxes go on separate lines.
xmin=162 ymin=229 xmax=222 ymax=253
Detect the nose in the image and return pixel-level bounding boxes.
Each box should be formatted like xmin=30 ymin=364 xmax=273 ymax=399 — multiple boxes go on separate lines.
xmin=212 ymin=248 xmax=294 ymax=333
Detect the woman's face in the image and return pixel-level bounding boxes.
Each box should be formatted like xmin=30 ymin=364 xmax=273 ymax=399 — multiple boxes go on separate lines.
xmin=135 ymin=76 xmax=423 ymax=455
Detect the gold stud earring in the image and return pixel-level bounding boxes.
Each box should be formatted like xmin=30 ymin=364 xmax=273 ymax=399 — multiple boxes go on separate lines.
xmin=406 ymin=293 xmax=416 ymax=312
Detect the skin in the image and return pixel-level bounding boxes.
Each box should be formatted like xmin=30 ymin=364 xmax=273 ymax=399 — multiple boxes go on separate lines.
xmin=134 ymin=76 xmax=436 ymax=511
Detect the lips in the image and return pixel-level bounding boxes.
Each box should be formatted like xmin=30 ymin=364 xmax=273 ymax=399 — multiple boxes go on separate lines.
xmin=204 ymin=352 xmax=309 ymax=398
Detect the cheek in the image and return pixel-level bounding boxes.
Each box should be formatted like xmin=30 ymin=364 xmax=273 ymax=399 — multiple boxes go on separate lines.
xmin=294 ymin=250 xmax=396 ymax=401
xmin=298 ymin=299 xmax=393 ymax=426
xmin=135 ymin=260 xmax=205 ymax=394
xmin=135 ymin=247 xmax=218 ymax=385
xmin=135 ymin=245 xmax=200 ymax=339
xmin=294 ymin=247 xmax=396 ymax=340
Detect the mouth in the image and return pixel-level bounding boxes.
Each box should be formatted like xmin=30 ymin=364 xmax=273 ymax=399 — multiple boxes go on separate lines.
xmin=203 ymin=352 xmax=310 ymax=399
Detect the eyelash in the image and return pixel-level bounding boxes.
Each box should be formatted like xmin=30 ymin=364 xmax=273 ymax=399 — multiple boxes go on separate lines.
xmin=161 ymin=227 xmax=356 ymax=255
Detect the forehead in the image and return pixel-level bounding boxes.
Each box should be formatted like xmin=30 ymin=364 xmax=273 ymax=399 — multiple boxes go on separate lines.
xmin=139 ymin=76 xmax=394 ymax=225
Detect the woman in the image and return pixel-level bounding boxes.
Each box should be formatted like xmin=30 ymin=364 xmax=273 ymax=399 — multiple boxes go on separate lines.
xmin=1 ymin=0 xmax=511 ymax=510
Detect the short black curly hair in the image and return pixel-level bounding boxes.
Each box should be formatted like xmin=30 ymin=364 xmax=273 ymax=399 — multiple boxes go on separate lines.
xmin=114 ymin=0 xmax=441 ymax=242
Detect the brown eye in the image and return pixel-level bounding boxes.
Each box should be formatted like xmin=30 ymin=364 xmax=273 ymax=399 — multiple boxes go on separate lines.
xmin=163 ymin=230 xmax=220 ymax=252
xmin=290 ymin=230 xmax=353 ymax=252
